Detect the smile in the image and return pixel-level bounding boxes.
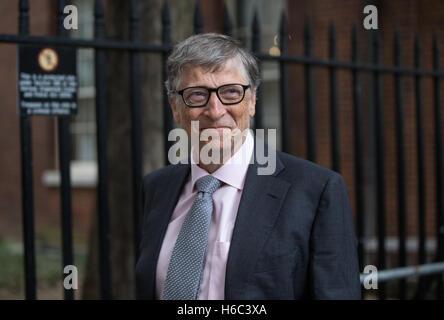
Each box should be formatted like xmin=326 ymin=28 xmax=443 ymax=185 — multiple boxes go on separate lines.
xmin=200 ymin=127 xmax=232 ymax=131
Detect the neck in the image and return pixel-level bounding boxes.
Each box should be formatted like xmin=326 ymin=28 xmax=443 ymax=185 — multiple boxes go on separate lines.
xmin=199 ymin=162 xmax=223 ymax=174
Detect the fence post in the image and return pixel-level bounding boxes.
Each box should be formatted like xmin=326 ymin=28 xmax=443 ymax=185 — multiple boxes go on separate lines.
xmin=414 ymin=33 xmax=427 ymax=299
xmin=18 ymin=0 xmax=36 ymax=300
xmin=304 ymin=18 xmax=316 ymax=162
xmin=56 ymin=0 xmax=75 ymax=300
xmin=251 ymin=10 xmax=263 ymax=130
xmin=162 ymin=1 xmax=173 ymax=166
xmin=94 ymin=0 xmax=112 ymax=300
xmin=372 ymin=31 xmax=386 ymax=300
xmin=394 ymin=30 xmax=407 ymax=300
xmin=352 ymin=24 xmax=365 ymax=283
xmin=329 ymin=22 xmax=340 ymax=173
xmin=194 ymin=1 xmax=203 ymax=34
xmin=279 ymin=11 xmax=290 ymax=154
xmin=433 ymin=34 xmax=444 ymax=300
xmin=129 ymin=0 xmax=143 ymax=268
xmin=223 ymin=3 xmax=232 ymax=37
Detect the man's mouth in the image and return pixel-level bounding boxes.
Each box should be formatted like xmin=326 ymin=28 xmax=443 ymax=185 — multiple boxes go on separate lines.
xmin=200 ymin=126 xmax=232 ymax=131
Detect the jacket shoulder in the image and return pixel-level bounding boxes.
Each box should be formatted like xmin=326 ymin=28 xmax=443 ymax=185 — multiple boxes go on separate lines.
xmin=276 ymin=151 xmax=344 ymax=188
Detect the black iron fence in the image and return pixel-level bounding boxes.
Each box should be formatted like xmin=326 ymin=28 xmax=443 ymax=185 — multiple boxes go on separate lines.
xmin=1 ymin=0 xmax=444 ymax=300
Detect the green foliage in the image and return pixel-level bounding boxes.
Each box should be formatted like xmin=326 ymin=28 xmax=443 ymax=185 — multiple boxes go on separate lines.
xmin=0 ymin=237 xmax=24 ymax=294
xmin=0 ymin=235 xmax=87 ymax=298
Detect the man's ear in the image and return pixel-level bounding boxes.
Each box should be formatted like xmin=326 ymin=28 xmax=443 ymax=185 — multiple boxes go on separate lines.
xmin=170 ymin=96 xmax=181 ymax=124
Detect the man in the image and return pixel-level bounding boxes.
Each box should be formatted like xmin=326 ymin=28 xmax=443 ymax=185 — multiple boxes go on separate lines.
xmin=136 ymin=33 xmax=361 ymax=300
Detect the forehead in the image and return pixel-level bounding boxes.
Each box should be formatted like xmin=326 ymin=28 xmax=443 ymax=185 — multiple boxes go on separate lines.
xmin=179 ymin=58 xmax=248 ymax=88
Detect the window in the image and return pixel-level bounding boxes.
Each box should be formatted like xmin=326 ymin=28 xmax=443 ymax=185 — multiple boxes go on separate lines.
xmin=70 ymin=0 xmax=96 ymax=163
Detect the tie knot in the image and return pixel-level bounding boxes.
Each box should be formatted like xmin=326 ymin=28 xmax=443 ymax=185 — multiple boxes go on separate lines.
xmin=195 ymin=175 xmax=221 ymax=195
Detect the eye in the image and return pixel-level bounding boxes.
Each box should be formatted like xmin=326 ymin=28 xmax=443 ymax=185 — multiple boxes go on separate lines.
xmin=189 ymin=91 xmax=207 ymax=100
xmin=219 ymin=85 xmax=243 ymax=101
xmin=183 ymin=88 xmax=208 ymax=105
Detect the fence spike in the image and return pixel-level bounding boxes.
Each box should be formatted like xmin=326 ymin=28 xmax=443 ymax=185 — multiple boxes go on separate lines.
xmin=130 ymin=0 xmax=140 ymax=41
xmin=304 ymin=17 xmax=312 ymax=56
xmin=194 ymin=0 xmax=203 ymax=34
xmin=415 ymin=32 xmax=422 ymax=67
xmin=130 ymin=0 xmax=138 ymax=20
xmin=252 ymin=9 xmax=261 ymax=52
xmin=57 ymin=0 xmax=67 ymax=36
xmin=94 ymin=0 xmax=104 ymax=17
xmin=394 ymin=29 xmax=401 ymax=66
xmin=351 ymin=24 xmax=359 ymax=62
xmin=372 ymin=31 xmax=381 ymax=64
xmin=19 ymin=0 xmax=29 ymax=34
xmin=329 ymin=22 xmax=336 ymax=59
xmin=57 ymin=0 xmax=66 ymax=16
xmin=279 ymin=11 xmax=288 ymax=51
xmin=433 ymin=34 xmax=439 ymax=68
xmin=162 ymin=1 xmax=171 ymax=28
xmin=162 ymin=1 xmax=171 ymax=44
xmin=223 ymin=3 xmax=232 ymax=36
xmin=94 ymin=0 xmax=104 ymax=39
xmin=252 ymin=9 xmax=260 ymax=33
xmin=279 ymin=10 xmax=288 ymax=54
xmin=279 ymin=10 xmax=287 ymax=34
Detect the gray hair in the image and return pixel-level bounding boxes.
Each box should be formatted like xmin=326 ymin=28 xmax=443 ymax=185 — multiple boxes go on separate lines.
xmin=165 ymin=33 xmax=260 ymax=95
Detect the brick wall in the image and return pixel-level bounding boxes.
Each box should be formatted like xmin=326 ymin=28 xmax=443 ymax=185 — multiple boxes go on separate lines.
xmin=287 ymin=0 xmax=444 ymax=247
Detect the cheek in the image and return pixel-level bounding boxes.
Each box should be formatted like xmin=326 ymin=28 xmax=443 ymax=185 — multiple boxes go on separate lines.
xmin=186 ymin=109 xmax=204 ymax=123
xmin=179 ymin=108 xmax=202 ymax=129
xmin=232 ymin=103 xmax=251 ymax=127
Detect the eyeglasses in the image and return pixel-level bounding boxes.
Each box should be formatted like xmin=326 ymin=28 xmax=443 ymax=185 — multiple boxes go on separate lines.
xmin=175 ymin=83 xmax=251 ymax=108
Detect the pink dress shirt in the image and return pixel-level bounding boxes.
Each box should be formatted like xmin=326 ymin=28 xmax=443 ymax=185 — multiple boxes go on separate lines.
xmin=155 ymin=131 xmax=254 ymax=300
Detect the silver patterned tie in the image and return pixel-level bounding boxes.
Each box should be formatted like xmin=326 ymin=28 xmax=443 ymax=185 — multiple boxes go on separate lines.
xmin=162 ymin=175 xmax=221 ymax=300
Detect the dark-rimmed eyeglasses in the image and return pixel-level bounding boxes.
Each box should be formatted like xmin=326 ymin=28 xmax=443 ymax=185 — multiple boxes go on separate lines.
xmin=175 ymin=83 xmax=251 ymax=108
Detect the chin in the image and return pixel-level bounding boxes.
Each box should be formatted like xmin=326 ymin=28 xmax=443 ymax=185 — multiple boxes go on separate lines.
xmin=199 ymin=138 xmax=233 ymax=162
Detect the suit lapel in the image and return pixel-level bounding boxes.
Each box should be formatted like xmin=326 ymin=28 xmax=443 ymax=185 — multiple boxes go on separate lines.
xmin=225 ymin=152 xmax=290 ymax=299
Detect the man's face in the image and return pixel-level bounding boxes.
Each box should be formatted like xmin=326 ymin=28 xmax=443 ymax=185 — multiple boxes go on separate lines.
xmin=170 ymin=58 xmax=256 ymax=159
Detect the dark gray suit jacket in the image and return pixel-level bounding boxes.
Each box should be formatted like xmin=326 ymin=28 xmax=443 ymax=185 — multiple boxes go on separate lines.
xmin=135 ymin=150 xmax=361 ymax=299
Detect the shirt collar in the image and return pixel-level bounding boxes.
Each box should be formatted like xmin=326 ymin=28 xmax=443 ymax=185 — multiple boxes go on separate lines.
xmin=190 ymin=130 xmax=254 ymax=191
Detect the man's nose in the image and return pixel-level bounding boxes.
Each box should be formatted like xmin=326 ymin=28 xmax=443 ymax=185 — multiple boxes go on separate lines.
xmin=205 ymin=91 xmax=226 ymax=119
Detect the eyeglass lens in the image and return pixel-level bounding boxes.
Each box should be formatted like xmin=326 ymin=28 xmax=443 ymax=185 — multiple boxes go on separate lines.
xmin=182 ymin=84 xmax=245 ymax=107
